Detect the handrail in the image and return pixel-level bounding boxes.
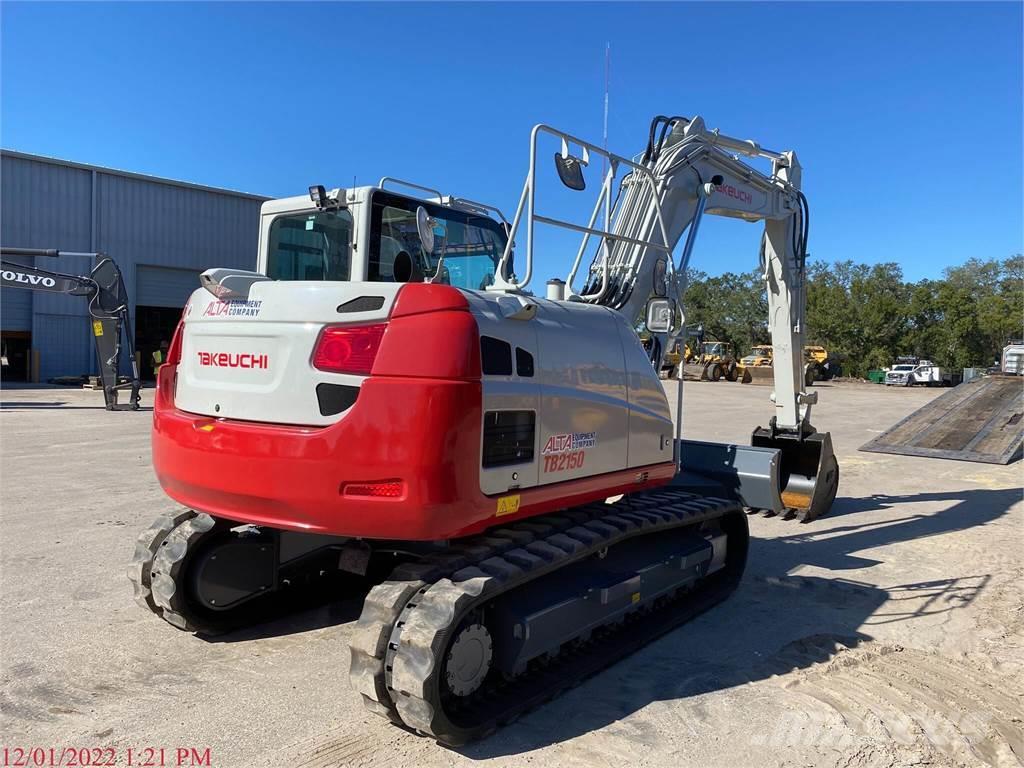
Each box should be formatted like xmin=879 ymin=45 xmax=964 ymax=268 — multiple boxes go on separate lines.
xmin=492 ymin=124 xmax=673 ymax=295
xmin=447 ymin=197 xmax=510 ymax=225
xmin=377 ymin=177 xmax=444 ymax=201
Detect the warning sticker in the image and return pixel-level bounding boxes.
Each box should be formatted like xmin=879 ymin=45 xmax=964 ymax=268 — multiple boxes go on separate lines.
xmin=496 ymin=494 xmax=521 ymax=517
xmin=92 ymin=320 xmax=104 ymax=337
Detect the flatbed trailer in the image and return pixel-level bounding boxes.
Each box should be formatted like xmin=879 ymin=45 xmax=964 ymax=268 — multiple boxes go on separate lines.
xmin=860 ymin=375 xmax=1023 ymax=464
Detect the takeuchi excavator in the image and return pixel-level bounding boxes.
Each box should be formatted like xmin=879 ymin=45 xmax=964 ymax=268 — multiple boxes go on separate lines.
xmin=130 ymin=115 xmax=840 ymax=745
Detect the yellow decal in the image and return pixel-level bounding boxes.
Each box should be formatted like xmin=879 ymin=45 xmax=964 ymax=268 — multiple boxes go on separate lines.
xmin=631 ymin=592 xmax=641 ymax=604
xmin=92 ymin=320 xmax=104 ymax=337
xmin=496 ymin=494 xmax=521 ymax=517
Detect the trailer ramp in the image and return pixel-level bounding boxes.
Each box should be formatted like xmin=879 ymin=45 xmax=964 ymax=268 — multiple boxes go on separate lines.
xmin=860 ymin=375 xmax=1023 ymax=464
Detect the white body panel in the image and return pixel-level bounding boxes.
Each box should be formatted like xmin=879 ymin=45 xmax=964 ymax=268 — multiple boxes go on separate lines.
xmin=175 ymin=281 xmax=402 ymax=426
xmin=174 ymin=276 xmax=673 ymax=495
xmin=469 ymin=292 xmax=673 ymax=496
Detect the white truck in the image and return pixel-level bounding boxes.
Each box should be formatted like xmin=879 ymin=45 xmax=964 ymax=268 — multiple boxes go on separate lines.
xmin=884 ymin=357 xmax=956 ymax=387
xmin=1001 ymin=342 xmax=1024 ymax=375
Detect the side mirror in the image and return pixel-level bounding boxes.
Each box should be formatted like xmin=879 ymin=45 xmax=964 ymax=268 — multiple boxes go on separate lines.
xmin=415 ymin=206 xmax=435 ymax=253
xmin=554 ymin=153 xmax=586 ymax=191
xmin=646 ymin=298 xmax=673 ymax=333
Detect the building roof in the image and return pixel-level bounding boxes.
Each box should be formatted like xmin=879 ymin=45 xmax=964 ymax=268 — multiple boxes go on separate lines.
xmin=1 ymin=149 xmax=271 ymax=202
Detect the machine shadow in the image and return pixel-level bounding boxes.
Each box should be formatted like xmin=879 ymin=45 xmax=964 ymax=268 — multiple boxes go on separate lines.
xmin=202 ymin=577 xmax=368 ymax=643
xmin=1 ymin=401 xmax=69 ymax=408
xmin=0 ymin=401 xmax=153 ymax=411
xmin=455 ymin=485 xmax=1018 ymax=758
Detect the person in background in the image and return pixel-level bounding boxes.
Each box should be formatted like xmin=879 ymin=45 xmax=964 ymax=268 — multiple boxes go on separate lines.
xmin=151 ymin=340 xmax=169 ymax=377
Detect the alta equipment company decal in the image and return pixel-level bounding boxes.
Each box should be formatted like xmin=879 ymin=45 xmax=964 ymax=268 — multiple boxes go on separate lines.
xmin=541 ymin=431 xmax=596 ymax=473
xmin=203 ymin=299 xmax=263 ymax=318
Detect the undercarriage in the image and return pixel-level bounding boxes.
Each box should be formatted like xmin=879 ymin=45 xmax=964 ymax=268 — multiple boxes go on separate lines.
xmin=129 ymin=488 xmax=747 ymax=745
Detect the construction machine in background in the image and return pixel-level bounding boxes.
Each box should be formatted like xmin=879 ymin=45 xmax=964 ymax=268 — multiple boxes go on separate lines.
xmin=739 ymin=344 xmax=836 ymax=386
xmin=805 ymin=345 xmax=839 ymax=382
xmin=658 ymin=339 xmax=684 ymax=378
xmin=0 ymin=248 xmax=141 ymax=410
xmin=682 ymin=339 xmax=741 ymax=381
xmin=130 ymin=115 xmax=839 ymax=745
xmin=738 ymin=344 xmax=774 ymax=384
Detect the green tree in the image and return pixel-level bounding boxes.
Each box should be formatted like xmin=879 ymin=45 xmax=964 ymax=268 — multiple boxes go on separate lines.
xmin=684 ymin=254 xmax=1022 ymax=378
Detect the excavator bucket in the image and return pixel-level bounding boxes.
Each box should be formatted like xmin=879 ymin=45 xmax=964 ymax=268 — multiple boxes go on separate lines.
xmin=742 ymin=366 xmax=774 ymax=385
xmin=682 ymin=361 xmax=713 ymax=381
xmin=751 ymin=425 xmax=839 ymax=522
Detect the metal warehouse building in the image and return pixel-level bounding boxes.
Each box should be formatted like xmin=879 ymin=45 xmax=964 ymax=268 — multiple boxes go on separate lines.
xmin=1 ymin=150 xmax=268 ymax=382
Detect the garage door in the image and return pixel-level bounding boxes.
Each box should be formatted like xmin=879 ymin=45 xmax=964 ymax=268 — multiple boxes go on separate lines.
xmin=136 ymin=265 xmax=203 ymax=308
xmin=1 ymin=255 xmax=33 ymax=331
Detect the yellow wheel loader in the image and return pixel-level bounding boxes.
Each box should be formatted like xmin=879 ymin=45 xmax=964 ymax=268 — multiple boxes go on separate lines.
xmin=737 ymin=344 xmax=774 ymax=385
xmin=804 ymin=345 xmax=839 ymax=381
xmin=740 ymin=345 xmax=833 ymax=386
xmin=682 ymin=340 xmax=740 ymax=381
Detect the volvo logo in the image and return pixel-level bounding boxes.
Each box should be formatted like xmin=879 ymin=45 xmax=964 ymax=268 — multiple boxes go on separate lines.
xmin=1 ymin=270 xmax=56 ymax=288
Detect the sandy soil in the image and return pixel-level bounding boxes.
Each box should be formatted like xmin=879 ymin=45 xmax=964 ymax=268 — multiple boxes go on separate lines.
xmin=1 ymin=380 xmax=1021 ymax=768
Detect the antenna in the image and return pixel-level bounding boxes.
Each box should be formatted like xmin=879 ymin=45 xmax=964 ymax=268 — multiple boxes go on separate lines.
xmin=602 ymin=42 xmax=610 ymax=228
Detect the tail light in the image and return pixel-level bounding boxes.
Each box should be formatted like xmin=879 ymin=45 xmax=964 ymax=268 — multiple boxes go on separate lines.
xmin=342 ymin=480 xmax=405 ymax=498
xmin=166 ymin=319 xmax=184 ymax=366
xmin=313 ymin=323 xmax=386 ymax=375
xmin=157 ymin=309 xmax=186 ymax=407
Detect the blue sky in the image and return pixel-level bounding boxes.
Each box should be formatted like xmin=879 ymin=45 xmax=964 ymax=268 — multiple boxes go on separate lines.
xmin=2 ymin=1 xmax=1021 ymax=283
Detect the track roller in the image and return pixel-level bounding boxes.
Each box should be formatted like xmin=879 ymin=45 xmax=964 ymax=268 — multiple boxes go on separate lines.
xmin=351 ymin=490 xmax=748 ymax=745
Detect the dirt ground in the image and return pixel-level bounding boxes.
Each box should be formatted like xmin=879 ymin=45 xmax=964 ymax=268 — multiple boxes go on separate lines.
xmin=1 ymin=380 xmax=1021 ymax=768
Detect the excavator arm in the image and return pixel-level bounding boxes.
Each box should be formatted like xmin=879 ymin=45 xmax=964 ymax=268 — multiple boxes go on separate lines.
xmin=494 ymin=116 xmax=838 ymax=520
xmin=1 ymin=248 xmax=141 ymax=410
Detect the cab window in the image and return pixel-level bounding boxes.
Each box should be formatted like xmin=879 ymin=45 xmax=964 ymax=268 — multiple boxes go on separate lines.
xmin=368 ymin=192 xmax=509 ymax=291
xmin=267 ymin=210 xmax=353 ymax=281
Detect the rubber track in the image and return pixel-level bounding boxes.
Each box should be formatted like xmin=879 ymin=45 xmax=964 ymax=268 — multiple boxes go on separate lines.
xmin=348 ymin=489 xmax=743 ymax=745
xmin=148 ymin=512 xmax=221 ymax=631
xmin=126 ymin=509 xmax=198 ymax=614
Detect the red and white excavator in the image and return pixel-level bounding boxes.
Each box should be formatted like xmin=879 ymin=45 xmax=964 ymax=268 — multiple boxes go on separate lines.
xmin=129 ymin=115 xmax=839 ymax=744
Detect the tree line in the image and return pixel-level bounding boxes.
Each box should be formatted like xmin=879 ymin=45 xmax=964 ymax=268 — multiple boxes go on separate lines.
xmin=682 ymin=255 xmax=1023 ymax=378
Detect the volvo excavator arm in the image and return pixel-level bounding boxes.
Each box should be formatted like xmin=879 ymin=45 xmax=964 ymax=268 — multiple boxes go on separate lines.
xmin=494 ymin=115 xmax=838 ymax=521
xmin=1 ymin=248 xmax=141 ymax=411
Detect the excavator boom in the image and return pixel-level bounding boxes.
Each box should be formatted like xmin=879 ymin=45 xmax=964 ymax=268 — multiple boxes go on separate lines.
xmin=492 ymin=116 xmax=838 ymax=521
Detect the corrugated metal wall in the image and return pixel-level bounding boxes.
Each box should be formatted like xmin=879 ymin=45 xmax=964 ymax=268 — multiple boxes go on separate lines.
xmin=1 ymin=152 xmax=266 ymax=380
xmin=136 ymin=265 xmax=203 ymax=308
